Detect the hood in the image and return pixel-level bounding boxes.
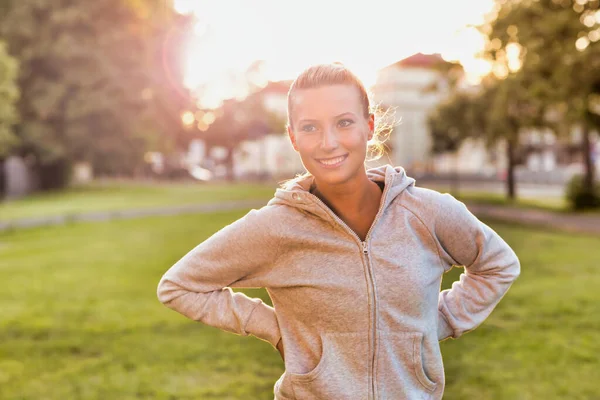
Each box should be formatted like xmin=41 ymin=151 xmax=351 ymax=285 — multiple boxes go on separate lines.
xmin=267 ymin=164 xmax=416 ymax=223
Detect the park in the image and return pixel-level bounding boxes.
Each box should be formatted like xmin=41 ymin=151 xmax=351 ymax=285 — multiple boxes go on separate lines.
xmin=1 ymin=180 xmax=599 ymax=399
xmin=2 ymin=0 xmax=600 ymax=399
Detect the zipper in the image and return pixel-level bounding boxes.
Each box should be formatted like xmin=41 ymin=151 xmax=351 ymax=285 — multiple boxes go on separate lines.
xmin=304 ymin=178 xmax=393 ymax=400
xmin=361 ymin=239 xmax=377 ymax=400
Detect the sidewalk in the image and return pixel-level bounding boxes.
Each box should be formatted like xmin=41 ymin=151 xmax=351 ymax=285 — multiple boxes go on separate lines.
xmin=0 ymin=200 xmax=267 ymax=233
xmin=465 ymin=202 xmax=600 ymax=235
xmin=1 ymin=199 xmax=599 ymax=235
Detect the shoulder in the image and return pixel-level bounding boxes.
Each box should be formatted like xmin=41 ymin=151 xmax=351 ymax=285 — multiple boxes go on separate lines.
xmin=397 ymin=185 xmax=461 ymax=214
xmin=395 ymin=186 xmax=473 ymax=228
xmin=237 ymin=203 xmax=297 ymax=234
xmin=202 ymin=203 xmax=294 ymax=253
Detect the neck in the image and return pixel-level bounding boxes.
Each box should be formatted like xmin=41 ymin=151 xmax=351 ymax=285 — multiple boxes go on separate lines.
xmin=310 ymin=172 xmax=380 ymax=213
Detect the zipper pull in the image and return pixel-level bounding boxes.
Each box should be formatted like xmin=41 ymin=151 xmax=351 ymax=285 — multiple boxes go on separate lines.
xmin=362 ymin=241 xmax=368 ymax=254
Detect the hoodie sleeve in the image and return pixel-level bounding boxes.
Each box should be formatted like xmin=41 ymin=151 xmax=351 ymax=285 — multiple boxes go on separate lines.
xmin=432 ymin=194 xmax=520 ymax=341
xmin=156 ymin=207 xmax=282 ymax=348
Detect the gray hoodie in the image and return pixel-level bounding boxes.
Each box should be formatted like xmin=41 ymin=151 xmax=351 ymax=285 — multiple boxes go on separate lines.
xmin=157 ymin=165 xmax=520 ymax=400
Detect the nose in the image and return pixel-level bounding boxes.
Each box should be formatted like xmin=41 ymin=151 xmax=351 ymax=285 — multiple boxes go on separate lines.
xmin=320 ymin=126 xmax=339 ymax=151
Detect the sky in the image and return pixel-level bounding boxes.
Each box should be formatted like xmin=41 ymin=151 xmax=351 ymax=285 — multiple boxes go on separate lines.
xmin=173 ymin=0 xmax=496 ymax=108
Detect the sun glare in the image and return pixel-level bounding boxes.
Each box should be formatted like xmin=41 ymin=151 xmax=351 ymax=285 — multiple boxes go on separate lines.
xmin=174 ymin=0 xmax=495 ymax=106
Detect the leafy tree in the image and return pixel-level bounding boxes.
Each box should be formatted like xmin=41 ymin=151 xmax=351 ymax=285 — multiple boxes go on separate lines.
xmin=0 ymin=0 xmax=195 ymax=187
xmin=429 ymin=70 xmax=544 ymax=199
xmin=484 ymin=0 xmax=600 ymax=207
xmin=199 ymin=93 xmax=281 ymax=181
xmin=0 ymin=38 xmax=20 ymax=195
xmin=0 ymin=39 xmax=19 ymax=159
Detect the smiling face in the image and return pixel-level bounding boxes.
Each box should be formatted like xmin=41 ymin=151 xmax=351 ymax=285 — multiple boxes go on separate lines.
xmin=288 ymin=84 xmax=374 ymax=187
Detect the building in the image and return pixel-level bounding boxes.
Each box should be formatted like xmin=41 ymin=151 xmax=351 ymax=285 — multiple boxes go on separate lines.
xmin=371 ymin=52 xmax=599 ymax=183
xmin=371 ymin=53 xmax=453 ymax=173
xmin=370 ymin=52 xmax=500 ymax=175
xmin=232 ymin=80 xmax=304 ymax=180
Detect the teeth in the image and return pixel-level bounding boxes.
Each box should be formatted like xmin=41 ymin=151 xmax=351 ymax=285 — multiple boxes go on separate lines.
xmin=319 ymin=155 xmax=345 ymax=165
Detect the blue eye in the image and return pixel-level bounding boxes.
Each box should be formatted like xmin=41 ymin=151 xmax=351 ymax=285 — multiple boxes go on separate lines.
xmin=301 ymin=124 xmax=317 ymax=132
xmin=339 ymin=119 xmax=354 ymax=128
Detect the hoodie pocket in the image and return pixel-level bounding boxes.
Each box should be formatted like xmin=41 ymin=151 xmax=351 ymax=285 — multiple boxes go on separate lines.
xmin=289 ymin=332 xmax=369 ymax=400
xmin=376 ymin=331 xmax=437 ymax=398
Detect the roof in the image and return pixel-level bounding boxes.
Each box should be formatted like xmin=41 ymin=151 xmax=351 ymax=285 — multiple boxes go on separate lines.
xmin=383 ymin=52 xmax=448 ymax=70
xmin=256 ymin=80 xmax=292 ymax=95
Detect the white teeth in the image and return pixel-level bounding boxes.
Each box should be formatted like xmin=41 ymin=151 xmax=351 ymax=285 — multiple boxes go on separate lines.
xmin=319 ymin=155 xmax=346 ymax=165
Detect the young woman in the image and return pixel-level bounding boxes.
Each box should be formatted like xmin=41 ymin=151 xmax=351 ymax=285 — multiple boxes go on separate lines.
xmin=157 ymin=63 xmax=520 ymax=400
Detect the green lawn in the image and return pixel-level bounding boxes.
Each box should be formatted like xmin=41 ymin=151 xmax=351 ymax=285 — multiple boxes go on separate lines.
xmin=0 ymin=211 xmax=598 ymax=399
xmin=0 ymin=180 xmax=277 ymax=222
xmin=454 ymin=191 xmax=567 ymax=211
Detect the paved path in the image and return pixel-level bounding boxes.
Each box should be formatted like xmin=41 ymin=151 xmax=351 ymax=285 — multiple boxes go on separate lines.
xmin=464 ymin=203 xmax=600 ymax=236
xmin=422 ymin=180 xmax=566 ymax=199
xmin=0 ymin=200 xmax=267 ymax=233
xmin=1 ymin=199 xmax=599 ymax=236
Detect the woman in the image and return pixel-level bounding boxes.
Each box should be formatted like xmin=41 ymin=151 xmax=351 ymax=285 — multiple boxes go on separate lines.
xmin=157 ymin=63 xmax=520 ymax=400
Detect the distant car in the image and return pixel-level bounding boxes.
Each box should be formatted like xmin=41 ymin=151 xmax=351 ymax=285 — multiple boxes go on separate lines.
xmin=188 ymin=165 xmax=213 ymax=182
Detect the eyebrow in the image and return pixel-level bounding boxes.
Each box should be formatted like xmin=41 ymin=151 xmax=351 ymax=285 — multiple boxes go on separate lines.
xmin=297 ymin=112 xmax=356 ymax=125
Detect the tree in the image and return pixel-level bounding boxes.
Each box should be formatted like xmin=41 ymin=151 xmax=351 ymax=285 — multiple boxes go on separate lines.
xmin=199 ymin=94 xmax=280 ymax=181
xmin=429 ymin=70 xmax=544 ymax=200
xmin=0 ymin=39 xmax=19 ymax=159
xmin=428 ymin=90 xmax=474 ymax=196
xmin=0 ymin=0 xmax=196 ymax=187
xmin=484 ymin=0 xmax=600 ymax=207
xmin=0 ymin=38 xmax=20 ymax=196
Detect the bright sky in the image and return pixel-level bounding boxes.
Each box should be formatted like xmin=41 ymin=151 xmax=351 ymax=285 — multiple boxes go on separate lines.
xmin=173 ymin=0 xmax=496 ymax=108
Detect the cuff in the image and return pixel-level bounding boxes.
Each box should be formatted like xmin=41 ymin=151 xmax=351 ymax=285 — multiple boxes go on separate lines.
xmin=245 ymin=300 xmax=281 ymax=348
xmin=437 ymin=309 xmax=454 ymax=341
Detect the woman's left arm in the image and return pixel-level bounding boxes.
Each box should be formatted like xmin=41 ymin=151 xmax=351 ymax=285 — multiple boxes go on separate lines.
xmin=432 ymin=194 xmax=521 ymax=341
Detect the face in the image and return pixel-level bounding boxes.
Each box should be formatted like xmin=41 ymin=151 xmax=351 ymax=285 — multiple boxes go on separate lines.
xmin=287 ymin=84 xmax=374 ymax=187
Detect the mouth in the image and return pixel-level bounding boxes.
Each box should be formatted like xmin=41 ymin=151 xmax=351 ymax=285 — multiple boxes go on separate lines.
xmin=315 ymin=154 xmax=349 ymax=168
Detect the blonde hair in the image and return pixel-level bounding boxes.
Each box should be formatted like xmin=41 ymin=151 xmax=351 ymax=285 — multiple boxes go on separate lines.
xmin=281 ymin=62 xmax=393 ymax=189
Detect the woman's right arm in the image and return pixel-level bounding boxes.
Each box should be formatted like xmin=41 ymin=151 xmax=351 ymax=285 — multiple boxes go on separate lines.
xmin=157 ymin=207 xmax=282 ymax=349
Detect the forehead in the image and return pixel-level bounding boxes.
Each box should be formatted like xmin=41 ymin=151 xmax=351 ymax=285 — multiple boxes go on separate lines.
xmin=290 ymin=84 xmax=363 ymax=121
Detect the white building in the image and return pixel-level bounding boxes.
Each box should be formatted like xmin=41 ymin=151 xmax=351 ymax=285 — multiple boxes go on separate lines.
xmin=371 ymin=52 xmax=600 ymax=182
xmin=371 ymin=52 xmax=500 ymax=175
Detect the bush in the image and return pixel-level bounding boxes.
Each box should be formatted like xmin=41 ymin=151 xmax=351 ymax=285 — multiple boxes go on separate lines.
xmin=565 ymin=175 xmax=600 ymax=210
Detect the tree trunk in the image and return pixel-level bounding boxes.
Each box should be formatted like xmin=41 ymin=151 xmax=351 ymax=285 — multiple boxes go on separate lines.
xmin=506 ymin=138 xmax=517 ymax=201
xmin=582 ymin=121 xmax=595 ymax=191
xmin=224 ymin=147 xmax=235 ymax=182
xmin=450 ymin=153 xmax=460 ymax=197
xmin=0 ymin=158 xmax=5 ymax=198
xmin=260 ymin=136 xmax=268 ymax=181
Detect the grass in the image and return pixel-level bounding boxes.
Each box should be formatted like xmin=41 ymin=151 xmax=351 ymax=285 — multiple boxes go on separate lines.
xmin=0 ymin=180 xmax=277 ymax=222
xmin=439 ymin=223 xmax=600 ymax=399
xmin=453 ymin=191 xmax=567 ymax=211
xmin=4 ymin=179 xmax=599 ymax=226
xmin=1 ymin=211 xmax=599 ymax=399
xmin=0 ymin=211 xmax=282 ymax=400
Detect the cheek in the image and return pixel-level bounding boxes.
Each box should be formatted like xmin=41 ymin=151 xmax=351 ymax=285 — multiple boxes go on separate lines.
xmin=295 ymin=140 xmax=320 ymax=171
xmin=294 ymin=136 xmax=318 ymax=156
xmin=343 ymin=129 xmax=370 ymax=150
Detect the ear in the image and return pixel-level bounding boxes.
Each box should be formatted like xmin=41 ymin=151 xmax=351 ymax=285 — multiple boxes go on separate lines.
xmin=287 ymin=124 xmax=299 ymax=152
xmin=367 ymin=113 xmax=375 ymax=141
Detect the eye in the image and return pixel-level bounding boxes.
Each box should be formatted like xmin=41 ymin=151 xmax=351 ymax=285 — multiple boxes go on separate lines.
xmin=338 ymin=119 xmax=354 ymax=128
xmin=300 ymin=124 xmax=317 ymax=132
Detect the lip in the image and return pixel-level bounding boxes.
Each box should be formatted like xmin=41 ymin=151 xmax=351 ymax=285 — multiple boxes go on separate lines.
xmin=315 ymin=154 xmax=349 ymax=169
